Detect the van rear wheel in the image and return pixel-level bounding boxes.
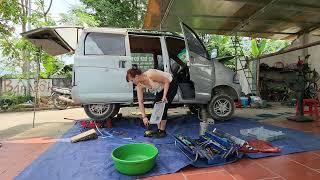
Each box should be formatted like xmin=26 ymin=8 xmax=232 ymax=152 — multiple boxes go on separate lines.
xmin=207 ymin=94 xmax=234 ymax=121
xmin=84 ymin=104 xmax=119 ymax=121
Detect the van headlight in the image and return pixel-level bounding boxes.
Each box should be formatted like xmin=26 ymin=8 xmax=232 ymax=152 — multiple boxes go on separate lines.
xmin=233 ymin=73 xmax=240 ymax=84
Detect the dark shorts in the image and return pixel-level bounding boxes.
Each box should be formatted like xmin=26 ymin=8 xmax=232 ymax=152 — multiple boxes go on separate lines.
xmin=153 ymin=78 xmax=178 ymax=120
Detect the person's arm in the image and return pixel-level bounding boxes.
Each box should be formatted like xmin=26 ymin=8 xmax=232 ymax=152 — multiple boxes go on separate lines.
xmin=137 ymin=84 xmax=148 ymax=125
xmin=148 ymin=70 xmax=170 ymax=102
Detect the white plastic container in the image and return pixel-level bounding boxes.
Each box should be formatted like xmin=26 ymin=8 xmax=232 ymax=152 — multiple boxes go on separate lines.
xmin=149 ymin=102 xmax=166 ymax=124
xmin=240 ymin=126 xmax=285 ymax=141
xmin=199 ymin=122 xmax=209 ymax=136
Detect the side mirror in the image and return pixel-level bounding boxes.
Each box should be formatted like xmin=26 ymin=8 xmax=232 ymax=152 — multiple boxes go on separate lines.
xmin=211 ymin=49 xmax=218 ymax=59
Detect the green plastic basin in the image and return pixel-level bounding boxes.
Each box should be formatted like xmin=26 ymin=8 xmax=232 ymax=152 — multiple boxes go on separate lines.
xmin=111 ymin=143 xmax=158 ymax=175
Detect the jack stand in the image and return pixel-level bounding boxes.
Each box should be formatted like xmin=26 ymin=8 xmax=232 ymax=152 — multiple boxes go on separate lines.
xmin=199 ymin=106 xmax=212 ymax=135
xmin=287 ymin=88 xmax=314 ymax=122
xmin=287 ymin=59 xmax=314 ymax=122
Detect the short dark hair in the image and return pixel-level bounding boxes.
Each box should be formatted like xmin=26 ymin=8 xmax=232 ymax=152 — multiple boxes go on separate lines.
xmin=126 ymin=64 xmax=142 ymax=82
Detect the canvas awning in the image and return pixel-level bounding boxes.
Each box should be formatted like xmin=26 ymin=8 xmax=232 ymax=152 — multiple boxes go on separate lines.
xmin=143 ymin=0 xmax=320 ymax=40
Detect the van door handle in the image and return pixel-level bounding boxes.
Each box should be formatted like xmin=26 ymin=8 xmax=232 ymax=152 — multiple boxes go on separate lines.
xmin=119 ymin=60 xmax=126 ymax=68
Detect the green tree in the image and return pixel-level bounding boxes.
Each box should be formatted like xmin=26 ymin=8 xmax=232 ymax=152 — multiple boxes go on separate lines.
xmin=251 ymin=38 xmax=267 ymax=58
xmin=206 ymin=35 xmax=234 ymax=57
xmin=0 ymin=0 xmax=63 ymax=79
xmin=59 ymin=5 xmax=100 ymax=27
xmin=250 ymin=38 xmax=290 ymax=58
xmin=201 ymin=34 xmax=290 ymax=70
xmin=80 ymin=0 xmax=147 ymax=28
xmin=29 ymin=0 xmax=56 ymax=28
xmin=0 ymin=0 xmax=21 ymax=35
xmin=0 ymin=36 xmax=64 ymax=78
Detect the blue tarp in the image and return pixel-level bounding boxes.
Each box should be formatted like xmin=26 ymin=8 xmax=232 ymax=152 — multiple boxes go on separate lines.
xmin=16 ymin=116 xmax=320 ymax=180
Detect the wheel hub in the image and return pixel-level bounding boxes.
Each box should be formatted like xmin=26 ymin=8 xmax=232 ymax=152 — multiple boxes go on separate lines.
xmin=213 ymin=99 xmax=231 ymax=117
xmin=89 ymin=104 xmax=110 ymax=115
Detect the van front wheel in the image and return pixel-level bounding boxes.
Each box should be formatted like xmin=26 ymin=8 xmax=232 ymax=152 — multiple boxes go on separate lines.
xmin=84 ymin=104 xmax=119 ymax=121
xmin=207 ymin=94 xmax=234 ymax=121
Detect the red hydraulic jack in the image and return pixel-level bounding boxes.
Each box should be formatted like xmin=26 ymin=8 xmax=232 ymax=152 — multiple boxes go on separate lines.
xmin=64 ymin=118 xmax=113 ymax=128
xmin=80 ymin=120 xmax=112 ymax=129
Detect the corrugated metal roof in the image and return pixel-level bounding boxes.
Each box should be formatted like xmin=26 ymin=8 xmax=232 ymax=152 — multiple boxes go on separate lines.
xmin=143 ymin=0 xmax=320 ymax=39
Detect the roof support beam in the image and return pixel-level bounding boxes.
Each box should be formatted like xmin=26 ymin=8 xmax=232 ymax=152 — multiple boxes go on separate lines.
xmin=160 ymin=25 xmax=298 ymax=35
xmin=176 ymin=15 xmax=320 ymax=26
xmin=219 ymin=0 xmax=320 ymax=13
xmin=231 ymin=0 xmax=280 ymax=33
xmin=189 ymin=28 xmax=298 ymax=35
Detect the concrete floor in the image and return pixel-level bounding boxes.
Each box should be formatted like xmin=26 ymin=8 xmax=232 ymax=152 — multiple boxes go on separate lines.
xmin=1 ymin=105 xmax=320 ymax=180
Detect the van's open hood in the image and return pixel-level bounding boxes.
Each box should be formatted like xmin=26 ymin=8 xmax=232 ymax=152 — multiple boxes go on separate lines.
xmin=21 ymin=26 xmax=83 ymax=56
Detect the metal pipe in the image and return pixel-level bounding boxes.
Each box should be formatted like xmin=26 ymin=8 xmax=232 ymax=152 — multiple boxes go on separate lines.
xmin=232 ymin=0 xmax=280 ymax=32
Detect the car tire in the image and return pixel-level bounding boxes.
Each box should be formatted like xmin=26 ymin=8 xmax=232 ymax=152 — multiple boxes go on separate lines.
xmin=52 ymin=93 xmax=68 ymax=110
xmin=110 ymin=105 xmax=120 ymax=117
xmin=84 ymin=104 xmax=119 ymax=121
xmin=207 ymin=94 xmax=234 ymax=121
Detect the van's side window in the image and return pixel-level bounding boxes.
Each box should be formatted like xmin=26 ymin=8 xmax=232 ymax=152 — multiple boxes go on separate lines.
xmin=84 ymin=33 xmax=125 ymax=56
xmin=182 ymin=26 xmax=208 ymax=59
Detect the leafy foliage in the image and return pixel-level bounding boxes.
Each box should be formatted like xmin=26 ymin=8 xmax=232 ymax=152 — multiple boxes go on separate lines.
xmin=0 ymin=36 xmax=63 ymax=78
xmin=0 ymin=0 xmax=64 ymax=79
xmin=80 ymin=0 xmax=147 ymax=28
xmin=201 ymin=34 xmax=290 ymax=69
xmin=0 ymin=0 xmax=22 ymax=35
xmin=59 ymin=5 xmax=100 ymax=27
xmin=206 ymin=35 xmax=234 ymax=57
xmin=0 ymin=92 xmax=32 ymax=110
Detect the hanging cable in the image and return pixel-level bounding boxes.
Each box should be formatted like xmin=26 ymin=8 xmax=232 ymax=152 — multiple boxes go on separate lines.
xmin=93 ymin=121 xmax=113 ymax=138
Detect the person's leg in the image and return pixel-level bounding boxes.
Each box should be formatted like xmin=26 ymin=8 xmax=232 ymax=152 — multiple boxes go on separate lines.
xmin=154 ymin=91 xmax=163 ymax=129
xmin=158 ymin=80 xmax=179 ymax=135
xmin=160 ymin=121 xmax=167 ymax=130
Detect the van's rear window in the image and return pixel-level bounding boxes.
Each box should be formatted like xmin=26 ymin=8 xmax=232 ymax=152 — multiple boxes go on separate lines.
xmin=84 ymin=33 xmax=125 ymax=56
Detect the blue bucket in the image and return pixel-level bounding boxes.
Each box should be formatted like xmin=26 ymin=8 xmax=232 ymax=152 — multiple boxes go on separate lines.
xmin=240 ymin=97 xmax=249 ymax=107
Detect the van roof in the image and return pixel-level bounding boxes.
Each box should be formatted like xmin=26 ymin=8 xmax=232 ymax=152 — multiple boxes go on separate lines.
xmin=84 ymin=27 xmax=182 ymax=38
xmin=22 ymin=26 xmax=183 ymax=39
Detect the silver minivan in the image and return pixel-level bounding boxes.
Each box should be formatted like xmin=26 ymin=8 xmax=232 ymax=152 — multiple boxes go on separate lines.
xmin=22 ymin=23 xmax=241 ymax=121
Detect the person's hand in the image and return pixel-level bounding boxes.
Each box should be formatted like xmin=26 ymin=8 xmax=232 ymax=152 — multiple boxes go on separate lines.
xmin=142 ymin=117 xmax=149 ymax=126
xmin=162 ymin=96 xmax=168 ymax=103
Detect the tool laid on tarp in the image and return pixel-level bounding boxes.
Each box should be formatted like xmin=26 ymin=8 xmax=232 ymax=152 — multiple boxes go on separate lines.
xmin=174 ymin=129 xmax=242 ymax=165
xmin=212 ymin=128 xmax=246 ymax=146
xmin=144 ymin=125 xmax=154 ymax=137
xmin=71 ymin=129 xmax=98 ymax=143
